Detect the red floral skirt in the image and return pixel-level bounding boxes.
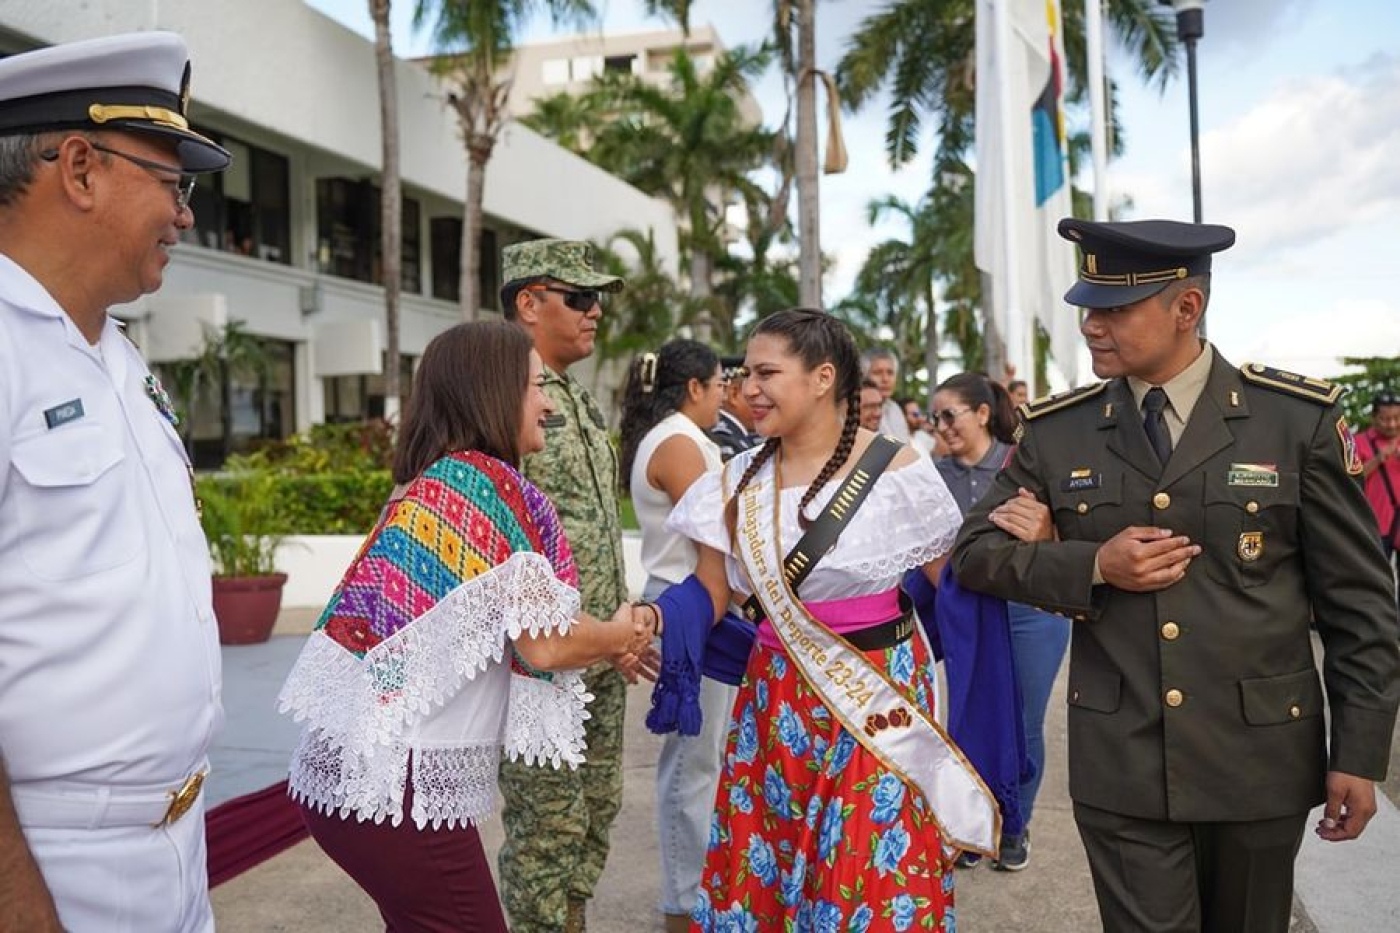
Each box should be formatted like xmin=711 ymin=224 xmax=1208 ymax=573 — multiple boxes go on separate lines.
xmin=692 ymin=632 xmax=955 ymax=932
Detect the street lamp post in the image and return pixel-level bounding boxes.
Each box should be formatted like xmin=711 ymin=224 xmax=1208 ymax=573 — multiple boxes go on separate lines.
xmin=1161 ymin=0 xmax=1206 ymax=223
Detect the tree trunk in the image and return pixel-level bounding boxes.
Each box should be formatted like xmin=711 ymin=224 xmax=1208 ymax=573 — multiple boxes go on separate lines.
xmin=371 ymin=0 xmax=403 ymax=417
xmin=688 ymin=246 xmax=713 ymax=342
xmin=794 ymin=0 xmax=821 ymax=309
xmin=460 ymin=138 xmax=490 ymax=321
xmin=923 ymin=285 xmax=939 ymax=396
xmin=980 ymin=271 xmax=1007 ymax=383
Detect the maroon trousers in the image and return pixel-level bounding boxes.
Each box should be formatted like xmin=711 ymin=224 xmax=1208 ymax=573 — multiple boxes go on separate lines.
xmin=300 ymin=776 xmax=508 ymax=933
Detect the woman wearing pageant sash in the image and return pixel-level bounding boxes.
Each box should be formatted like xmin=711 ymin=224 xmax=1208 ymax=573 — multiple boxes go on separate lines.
xmin=277 ymin=322 xmax=651 ymax=933
xmin=648 ymin=309 xmax=998 ymax=932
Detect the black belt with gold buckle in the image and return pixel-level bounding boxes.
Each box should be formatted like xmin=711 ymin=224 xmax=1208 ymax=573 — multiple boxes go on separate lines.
xmin=843 ymin=613 xmax=915 ymax=651
xmin=154 ymin=770 xmax=206 ymax=828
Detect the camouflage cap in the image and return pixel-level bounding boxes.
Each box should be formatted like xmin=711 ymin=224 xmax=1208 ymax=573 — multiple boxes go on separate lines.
xmin=501 ymin=239 xmax=625 ymax=292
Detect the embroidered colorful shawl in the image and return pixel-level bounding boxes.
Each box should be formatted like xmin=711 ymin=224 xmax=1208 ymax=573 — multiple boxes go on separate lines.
xmin=278 ymin=450 xmax=588 ymax=828
xmin=316 ymin=450 xmax=578 ymax=658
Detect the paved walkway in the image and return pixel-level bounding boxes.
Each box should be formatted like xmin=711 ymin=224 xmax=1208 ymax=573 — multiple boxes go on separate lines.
xmin=210 ymin=627 xmax=1399 ymax=931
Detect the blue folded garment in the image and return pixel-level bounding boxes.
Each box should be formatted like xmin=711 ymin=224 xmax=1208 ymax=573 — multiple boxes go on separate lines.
xmin=702 ymin=611 xmax=756 ymax=686
xmin=645 ymin=575 xmax=714 ymax=736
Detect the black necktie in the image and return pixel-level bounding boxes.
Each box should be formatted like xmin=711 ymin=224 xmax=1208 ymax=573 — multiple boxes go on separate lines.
xmin=1142 ymin=387 xmax=1172 ymax=466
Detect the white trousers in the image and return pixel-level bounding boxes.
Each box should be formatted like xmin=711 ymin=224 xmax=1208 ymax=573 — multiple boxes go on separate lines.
xmin=15 ymin=781 xmax=214 ymax=933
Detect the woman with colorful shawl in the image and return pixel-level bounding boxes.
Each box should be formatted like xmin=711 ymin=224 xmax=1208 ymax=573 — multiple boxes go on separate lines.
xmin=277 ymin=322 xmax=650 ymax=933
xmin=642 ymin=310 xmax=998 ymax=932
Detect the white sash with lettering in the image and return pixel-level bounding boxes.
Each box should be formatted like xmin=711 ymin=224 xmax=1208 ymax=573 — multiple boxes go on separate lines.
xmin=733 ymin=461 xmax=1000 ymax=855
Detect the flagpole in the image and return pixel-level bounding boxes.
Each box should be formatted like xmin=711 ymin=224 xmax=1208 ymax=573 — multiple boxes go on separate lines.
xmin=994 ymin=0 xmax=1028 ymax=383
xmin=1086 ymin=0 xmax=1109 ymax=222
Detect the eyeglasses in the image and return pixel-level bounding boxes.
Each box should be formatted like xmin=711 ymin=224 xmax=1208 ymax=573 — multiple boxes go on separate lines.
xmin=526 ymin=285 xmax=602 ymax=313
xmin=932 ymin=406 xmax=972 ymax=427
xmin=41 ymin=141 xmax=196 ymax=213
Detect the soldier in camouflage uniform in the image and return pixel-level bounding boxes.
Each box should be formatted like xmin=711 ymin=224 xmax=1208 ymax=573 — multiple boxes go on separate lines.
xmin=497 ymin=239 xmax=633 ymax=933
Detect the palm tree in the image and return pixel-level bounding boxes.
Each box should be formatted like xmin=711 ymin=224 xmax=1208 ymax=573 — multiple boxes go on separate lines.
xmin=412 ymin=0 xmax=595 ymax=320
xmin=563 ymin=47 xmax=775 ymax=340
xmin=370 ymin=0 xmax=403 ymax=413
xmin=835 ymin=0 xmax=1178 ymax=378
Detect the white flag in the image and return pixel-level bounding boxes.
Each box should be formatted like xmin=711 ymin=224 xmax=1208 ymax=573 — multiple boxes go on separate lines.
xmin=974 ymin=0 xmax=1080 ymax=387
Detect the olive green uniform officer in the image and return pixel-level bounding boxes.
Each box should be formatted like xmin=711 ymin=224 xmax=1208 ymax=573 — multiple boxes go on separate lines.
xmin=496 ymin=239 xmax=632 ymax=933
xmin=952 ymin=219 xmax=1399 ymax=933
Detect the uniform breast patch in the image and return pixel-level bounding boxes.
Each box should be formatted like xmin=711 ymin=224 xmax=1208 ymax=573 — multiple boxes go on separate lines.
xmin=542 ymin=413 xmax=567 ymax=429
xmin=43 ymin=398 xmax=84 ymax=429
xmin=1062 ymin=469 xmax=1101 ymax=492
xmin=1227 ymin=463 xmax=1279 ymax=487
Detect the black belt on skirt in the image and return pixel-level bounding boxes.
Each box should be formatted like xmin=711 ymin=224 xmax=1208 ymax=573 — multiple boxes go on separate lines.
xmin=843 ymin=612 xmax=915 ymax=651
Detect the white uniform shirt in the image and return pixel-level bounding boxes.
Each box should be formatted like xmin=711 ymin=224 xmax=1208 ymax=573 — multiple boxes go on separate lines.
xmin=0 ymin=254 xmax=221 ymax=790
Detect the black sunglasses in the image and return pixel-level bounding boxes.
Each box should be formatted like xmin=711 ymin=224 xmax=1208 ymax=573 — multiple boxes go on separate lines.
xmin=527 ymin=285 xmax=602 ymax=313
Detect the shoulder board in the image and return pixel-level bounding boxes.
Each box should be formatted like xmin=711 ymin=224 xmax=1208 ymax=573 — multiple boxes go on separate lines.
xmin=1019 ymin=382 xmax=1108 ymax=422
xmin=1239 ymin=363 xmax=1344 ymax=405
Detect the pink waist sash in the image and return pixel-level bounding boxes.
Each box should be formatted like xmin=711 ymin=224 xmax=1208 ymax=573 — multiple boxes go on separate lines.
xmin=753 ymin=588 xmax=902 ymax=650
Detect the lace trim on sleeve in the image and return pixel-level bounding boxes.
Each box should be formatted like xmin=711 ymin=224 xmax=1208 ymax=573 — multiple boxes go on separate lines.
xmin=504 ymin=672 xmax=592 ymax=768
xmin=829 ymin=458 xmax=963 ymax=578
xmin=279 ymin=550 xmax=582 ymax=825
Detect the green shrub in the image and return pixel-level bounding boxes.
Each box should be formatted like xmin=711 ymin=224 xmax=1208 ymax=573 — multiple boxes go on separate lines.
xmin=198 ymin=470 xmax=285 ymax=576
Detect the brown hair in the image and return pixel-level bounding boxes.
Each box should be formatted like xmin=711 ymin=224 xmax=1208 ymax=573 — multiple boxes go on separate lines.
xmin=391 ymin=321 xmax=533 ymax=483
xmin=724 ymin=309 xmax=862 ymax=538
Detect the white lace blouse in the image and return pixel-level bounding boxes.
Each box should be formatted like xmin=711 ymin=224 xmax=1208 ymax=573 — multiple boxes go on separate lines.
xmin=277 ymin=551 xmax=589 ymax=830
xmin=666 ymin=446 xmax=963 ymax=601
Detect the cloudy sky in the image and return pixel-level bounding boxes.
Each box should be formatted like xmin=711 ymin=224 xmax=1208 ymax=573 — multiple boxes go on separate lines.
xmin=309 ymin=0 xmax=1400 ymax=379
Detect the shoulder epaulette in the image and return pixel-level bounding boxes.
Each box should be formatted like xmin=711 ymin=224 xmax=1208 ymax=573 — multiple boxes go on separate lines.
xmin=1239 ymin=363 xmax=1344 ymax=405
xmin=1019 ymin=381 xmax=1108 ymax=421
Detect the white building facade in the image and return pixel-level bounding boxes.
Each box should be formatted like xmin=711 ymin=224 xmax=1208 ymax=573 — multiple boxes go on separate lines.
xmin=0 ymin=0 xmax=679 ymax=466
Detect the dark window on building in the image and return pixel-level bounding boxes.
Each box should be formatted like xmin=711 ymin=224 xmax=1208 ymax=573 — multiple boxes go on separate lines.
xmin=427 ymin=218 xmax=499 ymax=310
xmin=184 ymin=134 xmax=291 ymax=263
xmin=431 ymin=216 xmax=461 ymax=303
xmin=161 ymin=337 xmax=296 ymax=469
xmin=604 ymin=54 xmax=636 ymax=74
xmin=323 ymin=353 xmax=415 ymax=423
xmin=316 ymin=178 xmax=422 ymax=292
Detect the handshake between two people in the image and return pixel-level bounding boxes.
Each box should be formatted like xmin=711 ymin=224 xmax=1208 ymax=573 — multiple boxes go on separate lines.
xmin=604 ymin=602 xmax=663 ymax=684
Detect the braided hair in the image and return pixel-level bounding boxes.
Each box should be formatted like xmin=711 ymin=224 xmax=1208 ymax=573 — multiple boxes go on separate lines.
xmin=618 ymin=339 xmax=720 ymax=494
xmin=724 ymin=309 xmax=863 ymax=538
xmin=934 ymin=372 xmax=1018 ymax=445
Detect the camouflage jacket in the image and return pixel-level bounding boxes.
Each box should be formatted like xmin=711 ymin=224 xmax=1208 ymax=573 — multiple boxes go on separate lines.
xmin=522 ymin=367 xmax=627 ymax=618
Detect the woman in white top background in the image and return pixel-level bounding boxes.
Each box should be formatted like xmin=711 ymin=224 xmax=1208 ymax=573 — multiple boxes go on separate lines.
xmin=617 ymin=339 xmax=730 ymax=933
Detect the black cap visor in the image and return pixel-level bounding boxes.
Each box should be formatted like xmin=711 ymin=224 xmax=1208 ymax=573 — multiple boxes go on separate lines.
xmin=115 ymin=121 xmax=230 ymax=173
xmin=1064 ymin=277 xmax=1174 ymax=310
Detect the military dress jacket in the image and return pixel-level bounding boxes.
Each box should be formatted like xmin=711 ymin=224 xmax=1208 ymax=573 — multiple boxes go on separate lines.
xmin=952 ymin=348 xmax=1399 ymax=823
xmin=522 ymin=367 xmax=627 ymax=621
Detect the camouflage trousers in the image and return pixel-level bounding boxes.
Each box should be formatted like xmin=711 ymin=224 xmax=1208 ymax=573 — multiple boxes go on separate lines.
xmin=498 ymin=664 xmax=627 ymax=933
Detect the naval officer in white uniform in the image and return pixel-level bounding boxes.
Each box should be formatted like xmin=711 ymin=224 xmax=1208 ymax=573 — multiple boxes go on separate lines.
xmin=0 ymin=32 xmax=232 ymax=932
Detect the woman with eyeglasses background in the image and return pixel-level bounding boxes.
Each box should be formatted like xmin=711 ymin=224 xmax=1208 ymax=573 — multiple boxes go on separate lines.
xmin=930 ymin=372 xmax=1067 ymax=873
xmin=616 ymin=338 xmax=731 ymax=933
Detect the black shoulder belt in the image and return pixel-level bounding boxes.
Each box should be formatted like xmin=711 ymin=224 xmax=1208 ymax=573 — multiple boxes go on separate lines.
xmin=740 ymin=434 xmax=903 ymax=624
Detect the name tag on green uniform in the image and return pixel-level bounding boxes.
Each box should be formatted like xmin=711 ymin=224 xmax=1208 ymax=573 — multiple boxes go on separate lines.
xmin=1062 ymin=468 xmax=1101 ymax=492
xmin=1227 ymin=463 xmax=1278 ymax=487
xmin=542 ymin=413 xmax=566 ymax=429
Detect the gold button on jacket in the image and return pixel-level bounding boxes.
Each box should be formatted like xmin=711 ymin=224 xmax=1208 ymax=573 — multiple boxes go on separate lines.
xmin=1161 ymin=621 xmax=1181 ymax=640
xmin=1165 ymin=689 xmax=1184 ymax=708
xmin=1153 ymin=492 xmax=1171 ymax=510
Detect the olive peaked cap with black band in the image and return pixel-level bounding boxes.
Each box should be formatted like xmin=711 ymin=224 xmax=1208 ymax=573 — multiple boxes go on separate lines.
xmin=0 ymin=32 xmax=230 ymax=173
xmin=500 ymin=239 xmax=624 ymax=292
xmin=1058 ymin=218 xmax=1235 ymax=309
